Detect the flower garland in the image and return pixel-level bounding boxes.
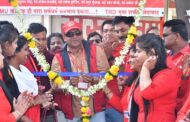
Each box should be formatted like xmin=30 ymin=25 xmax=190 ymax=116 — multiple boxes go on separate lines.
xmin=11 ymin=0 xmax=145 ymax=121
xmin=135 ymin=0 xmax=146 ymax=26
xmin=22 ymin=26 xmax=137 ymax=122
xmin=22 ymin=27 xmax=137 ymax=97
xmin=23 ymin=33 xmax=65 ymax=86
xmin=81 ymin=96 xmax=92 ymax=122
xmin=9 ymin=0 xmax=18 ymax=7
xmin=57 ymin=25 xmax=137 ymax=97
xmin=8 ymin=0 xmax=27 ymax=32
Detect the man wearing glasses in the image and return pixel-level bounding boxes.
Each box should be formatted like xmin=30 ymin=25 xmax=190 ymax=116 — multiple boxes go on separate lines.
xmin=163 ymin=19 xmax=190 ymax=113
xmin=51 ymin=21 xmax=109 ymax=122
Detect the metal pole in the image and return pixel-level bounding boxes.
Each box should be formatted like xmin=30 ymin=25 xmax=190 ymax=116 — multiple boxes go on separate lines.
xmin=164 ymin=0 xmax=169 ymax=21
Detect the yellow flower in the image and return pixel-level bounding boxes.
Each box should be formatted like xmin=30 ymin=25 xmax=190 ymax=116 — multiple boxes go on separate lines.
xmin=129 ymin=26 xmax=137 ymax=35
xmin=47 ymin=71 xmax=58 ymax=80
xmin=104 ymin=73 xmax=113 ymax=81
xmin=23 ymin=32 xmax=33 ymax=41
xmin=109 ymin=70 xmax=118 ymax=76
xmin=10 ymin=0 xmax=18 ymax=7
xmin=81 ymin=107 xmax=88 ymax=113
xmin=126 ymin=34 xmax=135 ymax=45
xmin=82 ymin=118 xmax=90 ymax=122
xmin=23 ymin=32 xmax=36 ymax=48
xmin=82 ymin=113 xmax=88 ymax=117
xmin=54 ymin=76 xmax=64 ymax=85
xmin=111 ymin=65 xmax=119 ymax=72
xmin=82 ymin=96 xmax=89 ymax=102
xmin=28 ymin=41 xmax=36 ymax=48
xmin=125 ymin=25 xmax=137 ymax=44
xmin=110 ymin=65 xmax=119 ymax=72
xmin=109 ymin=65 xmax=119 ymax=76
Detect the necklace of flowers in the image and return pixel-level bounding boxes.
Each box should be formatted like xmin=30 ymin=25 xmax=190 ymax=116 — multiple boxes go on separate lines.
xmin=23 ymin=26 xmax=137 ymax=122
xmin=21 ymin=3 xmax=144 ymax=122
xmin=21 ymin=9 xmax=140 ymax=122
xmin=13 ymin=0 xmax=144 ymax=121
xmin=58 ymin=26 xmax=137 ymax=97
xmin=23 ymin=25 xmax=137 ymax=97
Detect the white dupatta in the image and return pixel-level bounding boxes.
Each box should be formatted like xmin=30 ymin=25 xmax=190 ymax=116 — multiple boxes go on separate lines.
xmin=9 ymin=65 xmax=38 ymax=96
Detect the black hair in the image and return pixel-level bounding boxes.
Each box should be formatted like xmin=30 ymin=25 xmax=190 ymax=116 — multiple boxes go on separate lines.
xmin=164 ymin=19 xmax=188 ymax=41
xmin=0 ymin=23 xmax=19 ymax=45
xmin=87 ymin=32 xmax=102 ymax=42
xmin=47 ymin=33 xmax=64 ymax=50
xmin=136 ymin=34 xmax=167 ymax=121
xmin=27 ymin=23 xmax=47 ymax=34
xmin=15 ymin=36 xmax=28 ymax=53
xmin=0 ymin=22 xmax=19 ymax=112
xmin=0 ymin=21 xmax=10 ymax=26
xmin=112 ymin=16 xmax=135 ymax=26
xmin=136 ymin=34 xmax=167 ymax=75
xmin=101 ymin=19 xmax=113 ymax=31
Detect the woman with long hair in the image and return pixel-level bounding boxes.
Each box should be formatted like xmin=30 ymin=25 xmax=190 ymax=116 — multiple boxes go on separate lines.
xmin=7 ymin=35 xmax=53 ymax=122
xmin=0 ymin=21 xmax=32 ymax=122
xmin=104 ymin=34 xmax=179 ymax=122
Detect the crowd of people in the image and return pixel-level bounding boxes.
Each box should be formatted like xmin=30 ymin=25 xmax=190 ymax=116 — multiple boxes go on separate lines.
xmin=0 ymin=16 xmax=189 ymax=122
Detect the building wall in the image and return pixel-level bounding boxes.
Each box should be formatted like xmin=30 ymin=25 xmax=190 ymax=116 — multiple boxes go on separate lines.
xmin=0 ymin=15 xmax=163 ymax=38
xmin=52 ymin=16 xmax=163 ymax=39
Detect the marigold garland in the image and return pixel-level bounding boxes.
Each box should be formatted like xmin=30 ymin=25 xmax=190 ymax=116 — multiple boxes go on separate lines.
xmin=22 ymin=24 xmax=137 ymax=96
xmin=16 ymin=1 xmax=145 ymax=121
xmin=135 ymin=0 xmax=146 ymax=26
xmin=23 ymin=32 xmax=36 ymax=48
xmin=9 ymin=0 xmax=18 ymax=7
xmin=22 ymin=27 xmax=137 ymax=121
xmin=80 ymin=96 xmax=92 ymax=121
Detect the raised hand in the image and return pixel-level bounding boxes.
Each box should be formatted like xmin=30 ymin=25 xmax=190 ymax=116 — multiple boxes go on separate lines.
xmin=33 ymin=93 xmax=53 ymax=105
xmin=42 ymin=101 xmax=58 ymax=109
xmin=117 ymin=76 xmax=127 ymax=86
xmin=13 ymin=91 xmax=33 ymax=119
xmin=70 ymin=76 xmax=79 ymax=86
xmin=142 ymin=55 xmax=157 ymax=71
xmin=81 ymin=75 xmax=93 ymax=83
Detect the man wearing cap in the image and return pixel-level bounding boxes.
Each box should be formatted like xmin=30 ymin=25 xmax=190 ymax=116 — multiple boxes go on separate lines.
xmin=51 ymin=21 xmax=110 ymax=122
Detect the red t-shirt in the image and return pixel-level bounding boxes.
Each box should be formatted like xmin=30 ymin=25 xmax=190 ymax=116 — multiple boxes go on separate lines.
xmin=108 ymin=83 xmax=136 ymax=122
xmin=0 ymin=87 xmax=16 ymax=122
xmin=176 ymin=92 xmax=190 ymax=122
xmin=141 ymin=69 xmax=178 ymax=122
xmin=166 ymin=45 xmax=190 ymax=112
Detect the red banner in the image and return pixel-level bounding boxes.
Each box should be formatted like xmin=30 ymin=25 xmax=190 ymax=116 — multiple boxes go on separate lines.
xmin=0 ymin=0 xmax=164 ymax=16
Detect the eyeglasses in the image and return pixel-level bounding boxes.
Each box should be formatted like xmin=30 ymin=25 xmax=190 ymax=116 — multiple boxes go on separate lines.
xmin=65 ymin=30 xmax=82 ymax=37
xmin=163 ymin=33 xmax=174 ymax=38
xmin=89 ymin=39 xmax=101 ymax=43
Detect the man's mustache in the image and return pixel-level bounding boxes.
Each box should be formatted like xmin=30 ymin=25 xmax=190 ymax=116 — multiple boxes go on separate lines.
xmin=119 ymin=36 xmax=127 ymax=41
